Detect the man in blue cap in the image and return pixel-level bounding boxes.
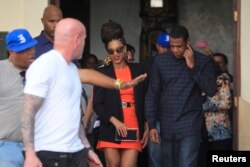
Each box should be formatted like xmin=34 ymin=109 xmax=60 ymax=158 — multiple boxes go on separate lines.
xmin=146 ymin=32 xmax=170 ymax=167
xmin=156 ymin=32 xmax=170 ymax=55
xmin=0 ymin=28 xmax=37 ymax=167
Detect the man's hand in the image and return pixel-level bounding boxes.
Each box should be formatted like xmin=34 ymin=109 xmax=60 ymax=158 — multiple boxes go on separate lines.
xmin=141 ymin=123 xmax=149 ymax=149
xmin=183 ymin=45 xmax=195 ymax=69
xmin=121 ymin=73 xmax=147 ymax=90
xmin=24 ymin=150 xmax=42 ymax=167
xmin=149 ymin=129 xmax=160 ymax=144
xmin=88 ymin=150 xmax=103 ymax=167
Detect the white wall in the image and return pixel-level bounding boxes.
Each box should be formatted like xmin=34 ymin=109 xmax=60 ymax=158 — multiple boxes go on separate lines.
xmin=90 ymin=0 xmax=141 ymax=62
xmin=241 ymin=0 xmax=250 ymax=102
xmin=0 ymin=0 xmax=47 ymax=36
xmin=178 ymin=0 xmax=234 ymax=75
xmin=237 ymin=0 xmax=250 ymax=150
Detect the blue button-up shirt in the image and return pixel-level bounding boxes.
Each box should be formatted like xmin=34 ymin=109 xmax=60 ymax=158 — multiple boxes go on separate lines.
xmin=34 ymin=31 xmax=53 ymax=58
xmin=34 ymin=31 xmax=79 ymax=66
xmin=145 ymin=51 xmax=217 ymax=140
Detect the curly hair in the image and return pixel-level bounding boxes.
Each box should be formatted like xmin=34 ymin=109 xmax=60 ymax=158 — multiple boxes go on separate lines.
xmin=101 ymin=20 xmax=126 ymax=48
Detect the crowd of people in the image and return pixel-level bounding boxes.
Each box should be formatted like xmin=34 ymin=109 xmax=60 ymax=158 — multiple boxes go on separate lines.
xmin=0 ymin=5 xmax=233 ymax=167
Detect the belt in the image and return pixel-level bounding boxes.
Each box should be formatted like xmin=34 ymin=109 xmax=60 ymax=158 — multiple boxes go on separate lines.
xmin=36 ymin=149 xmax=86 ymax=159
xmin=121 ymin=101 xmax=135 ymax=108
xmin=37 ymin=151 xmax=75 ymax=159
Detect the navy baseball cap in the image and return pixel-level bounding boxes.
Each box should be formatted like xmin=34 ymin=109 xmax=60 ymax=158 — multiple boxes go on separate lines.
xmin=6 ymin=29 xmax=37 ymax=52
xmin=157 ymin=32 xmax=170 ymax=47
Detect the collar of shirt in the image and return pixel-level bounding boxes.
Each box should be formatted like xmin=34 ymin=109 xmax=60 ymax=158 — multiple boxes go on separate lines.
xmin=36 ymin=31 xmax=53 ymax=46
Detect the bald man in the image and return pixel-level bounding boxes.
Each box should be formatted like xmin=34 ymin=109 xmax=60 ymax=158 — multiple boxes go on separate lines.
xmin=21 ymin=18 xmax=146 ymax=167
xmin=35 ymin=5 xmax=63 ymax=58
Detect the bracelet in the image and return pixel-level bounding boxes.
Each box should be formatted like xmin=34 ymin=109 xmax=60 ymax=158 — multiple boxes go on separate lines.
xmin=114 ymin=79 xmax=124 ymax=90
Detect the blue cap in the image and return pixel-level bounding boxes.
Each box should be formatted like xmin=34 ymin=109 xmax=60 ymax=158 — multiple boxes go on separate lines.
xmin=157 ymin=32 xmax=170 ymax=47
xmin=6 ymin=29 xmax=37 ymax=52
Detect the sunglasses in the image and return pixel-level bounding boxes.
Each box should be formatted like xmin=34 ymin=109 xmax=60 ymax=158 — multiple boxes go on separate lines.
xmin=107 ymin=46 xmax=124 ymax=55
xmin=20 ymin=71 xmax=26 ymax=85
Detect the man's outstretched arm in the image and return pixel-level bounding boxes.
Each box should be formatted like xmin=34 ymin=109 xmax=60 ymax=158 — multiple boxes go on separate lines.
xmin=78 ymin=69 xmax=147 ymax=90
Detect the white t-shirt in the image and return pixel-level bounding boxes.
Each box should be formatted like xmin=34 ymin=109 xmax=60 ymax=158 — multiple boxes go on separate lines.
xmin=24 ymin=50 xmax=83 ymax=152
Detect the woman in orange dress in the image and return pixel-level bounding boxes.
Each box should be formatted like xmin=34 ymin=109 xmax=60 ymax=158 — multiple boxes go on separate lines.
xmin=93 ymin=20 xmax=148 ymax=167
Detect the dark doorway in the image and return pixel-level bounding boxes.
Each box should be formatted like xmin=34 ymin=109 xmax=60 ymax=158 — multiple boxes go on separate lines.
xmin=60 ymin=0 xmax=90 ymax=66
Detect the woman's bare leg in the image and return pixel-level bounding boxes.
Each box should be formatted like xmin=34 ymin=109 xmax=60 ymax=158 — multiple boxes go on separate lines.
xmin=120 ymin=149 xmax=138 ymax=167
xmin=103 ymin=148 xmax=120 ymax=167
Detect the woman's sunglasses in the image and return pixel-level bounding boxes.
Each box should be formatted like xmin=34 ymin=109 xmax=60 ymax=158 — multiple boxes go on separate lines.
xmin=107 ymin=46 xmax=124 ymax=55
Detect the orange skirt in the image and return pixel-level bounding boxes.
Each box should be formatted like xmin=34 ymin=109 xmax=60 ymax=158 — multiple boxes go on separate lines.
xmin=97 ymin=106 xmax=141 ymax=151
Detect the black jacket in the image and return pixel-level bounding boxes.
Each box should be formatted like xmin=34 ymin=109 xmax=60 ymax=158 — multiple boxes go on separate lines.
xmin=93 ymin=63 xmax=146 ymax=143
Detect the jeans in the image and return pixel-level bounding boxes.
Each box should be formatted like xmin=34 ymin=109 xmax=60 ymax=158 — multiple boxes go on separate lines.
xmin=37 ymin=149 xmax=88 ymax=167
xmin=0 ymin=140 xmax=24 ymax=167
xmin=161 ymin=134 xmax=200 ymax=167
xmin=147 ymin=121 xmax=162 ymax=167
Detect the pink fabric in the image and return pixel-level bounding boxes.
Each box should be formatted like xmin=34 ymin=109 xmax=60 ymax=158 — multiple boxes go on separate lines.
xmin=195 ymin=41 xmax=208 ymax=48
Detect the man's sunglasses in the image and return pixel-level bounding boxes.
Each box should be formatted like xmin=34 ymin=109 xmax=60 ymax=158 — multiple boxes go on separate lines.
xmin=20 ymin=71 xmax=26 ymax=85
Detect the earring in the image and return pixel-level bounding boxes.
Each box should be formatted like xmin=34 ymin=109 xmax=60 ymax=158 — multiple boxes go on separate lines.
xmin=104 ymin=55 xmax=112 ymax=65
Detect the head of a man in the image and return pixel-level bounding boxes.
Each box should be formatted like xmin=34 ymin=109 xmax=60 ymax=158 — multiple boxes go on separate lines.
xmin=126 ymin=44 xmax=135 ymax=62
xmin=54 ymin=18 xmax=86 ymax=62
xmin=6 ymin=29 xmax=37 ymax=70
xmin=213 ymin=52 xmax=228 ymax=72
xmin=83 ymin=54 xmax=99 ymax=69
xmin=42 ymin=5 xmax=63 ymax=42
xmin=156 ymin=32 xmax=170 ymax=55
xmin=170 ymin=25 xmax=190 ymax=59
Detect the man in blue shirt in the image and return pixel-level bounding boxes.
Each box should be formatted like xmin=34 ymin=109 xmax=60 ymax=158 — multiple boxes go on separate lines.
xmin=35 ymin=5 xmax=63 ymax=58
xmin=145 ymin=25 xmax=217 ymax=167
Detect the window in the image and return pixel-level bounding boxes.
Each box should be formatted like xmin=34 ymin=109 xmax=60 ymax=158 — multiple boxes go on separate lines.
xmin=150 ymin=0 xmax=164 ymax=8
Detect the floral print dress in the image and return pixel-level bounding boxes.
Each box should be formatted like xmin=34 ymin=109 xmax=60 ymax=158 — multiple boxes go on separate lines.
xmin=202 ymin=73 xmax=232 ymax=142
